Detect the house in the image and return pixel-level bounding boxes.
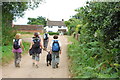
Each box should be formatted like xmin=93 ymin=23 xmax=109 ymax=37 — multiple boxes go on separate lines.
xmin=44 ymin=19 xmax=68 ymax=33
xmin=13 ymin=25 xmax=44 ymax=33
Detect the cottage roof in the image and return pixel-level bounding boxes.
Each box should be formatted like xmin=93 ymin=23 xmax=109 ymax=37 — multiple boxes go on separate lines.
xmin=47 ymin=21 xmax=66 ymax=26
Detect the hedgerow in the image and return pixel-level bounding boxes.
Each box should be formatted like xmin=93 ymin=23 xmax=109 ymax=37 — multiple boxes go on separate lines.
xmin=67 ymin=2 xmax=120 ymax=78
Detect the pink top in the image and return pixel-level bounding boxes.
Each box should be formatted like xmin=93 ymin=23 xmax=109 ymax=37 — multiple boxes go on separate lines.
xmin=12 ymin=48 xmax=22 ymax=53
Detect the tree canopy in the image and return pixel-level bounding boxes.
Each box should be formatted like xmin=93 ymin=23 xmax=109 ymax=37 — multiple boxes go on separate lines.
xmin=2 ymin=1 xmax=43 ymax=45
xmin=66 ymin=1 xmax=120 ymax=78
xmin=2 ymin=1 xmax=42 ymax=22
xmin=27 ymin=16 xmax=47 ymax=26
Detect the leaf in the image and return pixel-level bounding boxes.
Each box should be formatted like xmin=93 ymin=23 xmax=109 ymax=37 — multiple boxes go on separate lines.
xmin=95 ymin=62 xmax=105 ymax=70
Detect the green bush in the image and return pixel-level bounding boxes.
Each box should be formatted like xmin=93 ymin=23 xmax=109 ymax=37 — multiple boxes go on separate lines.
xmin=67 ymin=2 xmax=119 ymax=78
xmin=2 ymin=26 xmax=17 ymax=46
xmin=48 ymin=32 xmax=59 ymax=35
xmin=63 ymin=32 xmax=69 ymax=35
xmin=68 ymin=36 xmax=119 ymax=78
xmin=72 ymin=32 xmax=76 ymax=38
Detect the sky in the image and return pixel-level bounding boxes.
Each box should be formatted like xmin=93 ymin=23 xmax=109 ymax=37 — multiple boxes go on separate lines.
xmin=13 ymin=0 xmax=91 ymax=25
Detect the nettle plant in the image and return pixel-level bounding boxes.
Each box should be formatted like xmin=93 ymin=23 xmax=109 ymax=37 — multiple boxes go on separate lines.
xmin=68 ymin=2 xmax=120 ymax=78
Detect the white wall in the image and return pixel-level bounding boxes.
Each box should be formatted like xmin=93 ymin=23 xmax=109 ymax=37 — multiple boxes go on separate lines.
xmin=44 ymin=26 xmax=68 ymax=32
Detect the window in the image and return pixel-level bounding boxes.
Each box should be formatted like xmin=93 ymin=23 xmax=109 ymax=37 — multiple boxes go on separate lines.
xmin=48 ymin=31 xmax=53 ymax=32
xmin=63 ymin=26 xmax=66 ymax=28
xmin=48 ymin=26 xmax=53 ymax=28
xmin=58 ymin=26 xmax=61 ymax=28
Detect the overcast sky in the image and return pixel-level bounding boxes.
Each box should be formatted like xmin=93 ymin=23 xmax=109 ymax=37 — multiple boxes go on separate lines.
xmin=13 ymin=0 xmax=91 ymax=25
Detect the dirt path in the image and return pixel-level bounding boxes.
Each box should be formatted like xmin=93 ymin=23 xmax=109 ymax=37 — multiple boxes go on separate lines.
xmin=2 ymin=35 xmax=70 ymax=78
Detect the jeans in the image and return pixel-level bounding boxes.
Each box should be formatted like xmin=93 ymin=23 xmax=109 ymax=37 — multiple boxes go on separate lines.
xmin=32 ymin=53 xmax=40 ymax=61
xmin=43 ymin=40 xmax=48 ymax=48
xmin=52 ymin=52 xmax=59 ymax=68
xmin=14 ymin=52 xmax=21 ymax=67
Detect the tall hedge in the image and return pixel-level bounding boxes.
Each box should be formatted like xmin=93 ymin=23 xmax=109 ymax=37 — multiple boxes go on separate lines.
xmin=67 ymin=2 xmax=120 ymax=78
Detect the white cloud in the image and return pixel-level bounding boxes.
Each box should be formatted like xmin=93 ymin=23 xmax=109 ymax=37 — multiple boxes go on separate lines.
xmin=13 ymin=0 xmax=89 ymax=25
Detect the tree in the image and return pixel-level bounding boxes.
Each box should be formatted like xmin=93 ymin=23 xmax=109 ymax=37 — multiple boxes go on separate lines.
xmin=2 ymin=1 xmax=43 ymax=45
xmin=64 ymin=18 xmax=81 ymax=35
xmin=27 ymin=16 xmax=47 ymax=26
xmin=67 ymin=2 xmax=120 ymax=78
xmin=2 ymin=1 xmax=42 ymax=26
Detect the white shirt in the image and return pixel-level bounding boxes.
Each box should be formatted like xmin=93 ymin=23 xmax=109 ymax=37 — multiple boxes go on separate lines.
xmin=13 ymin=39 xmax=22 ymax=46
xmin=43 ymin=33 xmax=49 ymax=39
xmin=50 ymin=39 xmax=61 ymax=48
xmin=31 ymin=37 xmax=41 ymax=42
